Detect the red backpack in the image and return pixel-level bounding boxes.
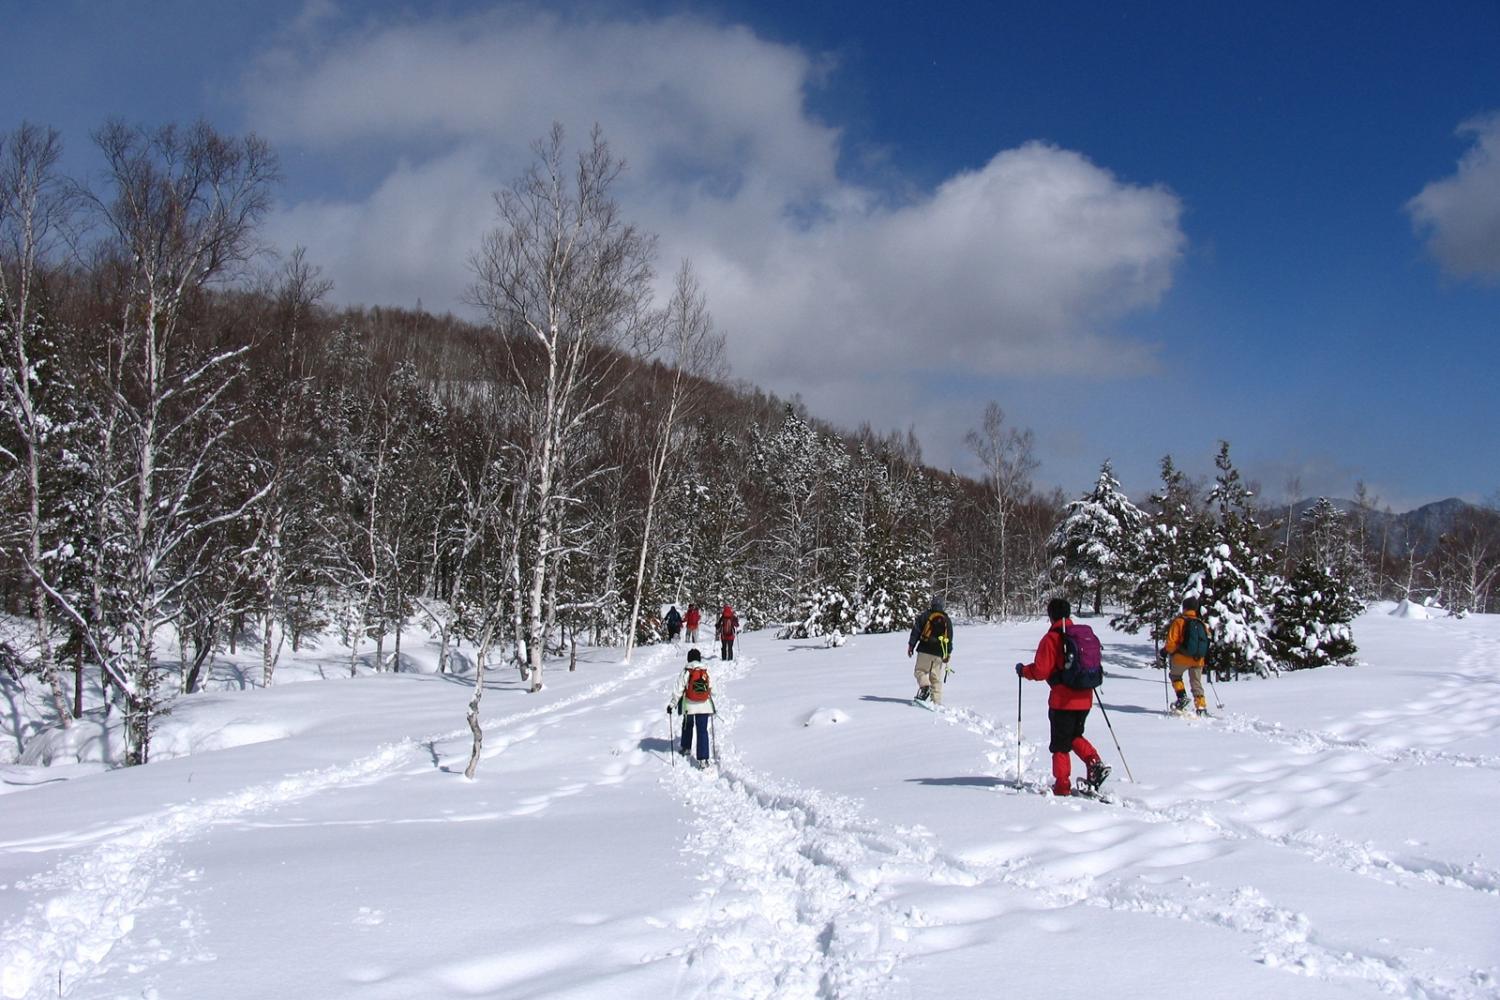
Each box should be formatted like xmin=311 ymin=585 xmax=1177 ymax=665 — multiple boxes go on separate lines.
xmin=684 ymin=666 xmax=712 ymax=703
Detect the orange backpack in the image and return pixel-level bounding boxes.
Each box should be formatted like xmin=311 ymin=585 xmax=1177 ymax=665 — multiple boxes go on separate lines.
xmin=684 ymin=667 xmax=712 ymax=703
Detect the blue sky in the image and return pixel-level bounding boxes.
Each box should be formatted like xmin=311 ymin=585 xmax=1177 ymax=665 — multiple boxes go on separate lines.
xmin=5 ymin=0 xmax=1498 ymax=512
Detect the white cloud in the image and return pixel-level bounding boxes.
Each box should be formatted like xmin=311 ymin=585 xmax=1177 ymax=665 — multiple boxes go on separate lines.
xmin=245 ymin=4 xmax=1185 ymax=406
xmin=1408 ymin=112 xmax=1500 ymax=283
xmin=261 ymin=146 xmax=496 ymax=312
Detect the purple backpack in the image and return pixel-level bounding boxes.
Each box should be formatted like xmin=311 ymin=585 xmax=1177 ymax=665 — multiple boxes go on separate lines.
xmin=1050 ymin=624 xmax=1104 ymax=689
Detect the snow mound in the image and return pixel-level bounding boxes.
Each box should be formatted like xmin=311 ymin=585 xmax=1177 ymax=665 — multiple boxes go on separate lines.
xmin=19 ymin=717 xmax=293 ymax=766
xmin=803 ymin=708 xmax=850 ymax=727
xmin=152 ymin=721 xmax=295 ymax=760
xmin=1390 ymin=599 xmax=1434 ymax=620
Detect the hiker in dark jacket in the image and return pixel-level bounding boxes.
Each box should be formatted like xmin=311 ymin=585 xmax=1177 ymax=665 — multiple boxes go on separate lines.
xmin=1017 ymin=597 xmax=1109 ymax=796
xmin=906 ymin=597 xmax=953 ymax=705
xmin=664 ymin=605 xmax=683 ymax=642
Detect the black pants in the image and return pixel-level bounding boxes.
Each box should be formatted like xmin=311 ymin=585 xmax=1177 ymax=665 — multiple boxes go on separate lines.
xmin=721 ymin=639 xmax=734 ymax=660
xmin=680 ymin=714 xmax=710 ymax=760
xmin=1047 ymin=708 xmax=1091 ymax=753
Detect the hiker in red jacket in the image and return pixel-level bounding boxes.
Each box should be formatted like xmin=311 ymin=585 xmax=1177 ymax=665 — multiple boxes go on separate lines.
xmin=715 ymin=605 xmax=740 ymax=661
xmin=1017 ymin=597 xmax=1110 ymax=796
xmin=684 ymin=603 xmax=702 ymax=644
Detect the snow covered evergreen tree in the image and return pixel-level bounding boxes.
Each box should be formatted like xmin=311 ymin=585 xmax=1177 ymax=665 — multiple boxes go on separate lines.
xmin=750 ymin=407 xmax=829 ymax=620
xmin=1048 ymin=460 xmax=1146 ymax=615
xmin=1268 ymin=498 xmax=1361 ymax=668
xmin=1113 ymin=456 xmax=1209 ymax=645
xmin=1190 ymin=442 xmax=1277 ymax=678
xmin=853 ymin=453 xmax=930 ymax=633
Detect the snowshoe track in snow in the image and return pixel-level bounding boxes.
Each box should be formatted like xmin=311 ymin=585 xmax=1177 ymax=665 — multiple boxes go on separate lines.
xmin=0 ymin=742 xmax=420 ymax=1000
xmin=928 ymin=703 xmax=1499 ymax=998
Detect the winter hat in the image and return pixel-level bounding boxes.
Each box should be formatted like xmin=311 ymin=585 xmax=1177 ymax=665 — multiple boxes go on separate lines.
xmin=1046 ymin=597 xmax=1071 ymax=622
xmin=931 ymin=595 xmax=946 ymax=611
xmin=1182 ymin=596 xmax=1200 ymax=613
xmin=687 ymin=648 xmax=702 ymax=662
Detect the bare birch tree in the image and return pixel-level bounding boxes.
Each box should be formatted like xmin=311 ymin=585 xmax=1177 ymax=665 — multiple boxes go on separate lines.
xmin=965 ymin=402 xmax=1038 ymax=619
xmin=0 ymin=122 xmax=77 ymax=725
xmin=622 ymin=261 xmax=725 ymax=662
xmin=469 ymin=124 xmax=654 ymax=693
xmin=85 ymin=120 xmax=278 ymax=763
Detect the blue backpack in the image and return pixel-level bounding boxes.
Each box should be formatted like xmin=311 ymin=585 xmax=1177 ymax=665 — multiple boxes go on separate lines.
xmin=1050 ymin=624 xmax=1104 ymax=689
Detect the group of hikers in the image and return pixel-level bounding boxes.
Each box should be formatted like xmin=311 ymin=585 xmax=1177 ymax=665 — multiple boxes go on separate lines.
xmin=667 ymin=592 xmax=1213 ymax=791
xmin=662 ymin=603 xmax=741 ymax=662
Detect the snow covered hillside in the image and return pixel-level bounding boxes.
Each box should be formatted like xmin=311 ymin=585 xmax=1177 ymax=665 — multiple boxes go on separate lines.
xmin=2 ymin=606 xmax=1499 ymax=999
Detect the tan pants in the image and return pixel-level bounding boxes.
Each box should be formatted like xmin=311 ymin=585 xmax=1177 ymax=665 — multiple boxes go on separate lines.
xmin=1170 ymin=661 xmax=1205 ymax=707
xmin=914 ymin=652 xmax=946 ymax=704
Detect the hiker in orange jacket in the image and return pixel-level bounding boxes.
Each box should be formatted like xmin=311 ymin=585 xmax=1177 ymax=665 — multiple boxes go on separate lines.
xmin=1017 ymin=597 xmax=1110 ymax=796
xmin=1163 ymin=596 xmax=1212 ymax=715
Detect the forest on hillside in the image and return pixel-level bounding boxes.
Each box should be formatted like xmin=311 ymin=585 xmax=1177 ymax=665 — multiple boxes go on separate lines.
xmin=3 ymin=119 xmax=1497 ymax=765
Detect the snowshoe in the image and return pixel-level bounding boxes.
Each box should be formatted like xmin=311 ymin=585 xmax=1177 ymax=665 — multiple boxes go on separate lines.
xmin=1170 ymin=695 xmax=1190 ymax=713
xmin=1086 ymin=761 xmax=1111 ymax=791
xmin=1071 ymin=777 xmax=1113 ymax=802
xmin=1195 ymin=708 xmax=1210 ymax=717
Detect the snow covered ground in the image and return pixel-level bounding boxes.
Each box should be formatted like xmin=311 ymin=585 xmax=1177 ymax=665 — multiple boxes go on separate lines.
xmin=2 ymin=604 xmax=1498 ymax=999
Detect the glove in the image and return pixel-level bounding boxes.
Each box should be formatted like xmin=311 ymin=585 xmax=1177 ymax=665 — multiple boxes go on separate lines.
xmin=666 ymin=705 xmax=673 ymax=715
xmin=1014 ymin=663 xmax=1025 ymax=677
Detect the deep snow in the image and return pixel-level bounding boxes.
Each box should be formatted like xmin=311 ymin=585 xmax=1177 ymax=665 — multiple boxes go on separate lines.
xmin=2 ymin=605 xmax=1498 ymax=999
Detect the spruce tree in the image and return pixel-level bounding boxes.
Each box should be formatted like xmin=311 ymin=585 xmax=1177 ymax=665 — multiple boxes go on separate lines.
xmin=1114 ymin=456 xmax=1209 ymax=645
xmin=1269 ymin=499 xmax=1361 ymax=668
xmin=1049 ymin=460 xmax=1146 ymax=615
xmin=1190 ymin=442 xmax=1277 ymax=677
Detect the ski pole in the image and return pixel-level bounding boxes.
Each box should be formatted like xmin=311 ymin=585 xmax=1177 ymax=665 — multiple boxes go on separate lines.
xmin=1093 ymin=695 xmax=1135 ymax=783
xmin=711 ymin=714 xmax=721 ymax=766
xmin=668 ymin=709 xmax=675 ymax=768
xmin=1154 ymin=635 xmax=1169 ymax=709
xmin=1016 ymin=674 xmax=1024 ymax=786
xmin=1207 ymin=671 xmax=1224 ymax=710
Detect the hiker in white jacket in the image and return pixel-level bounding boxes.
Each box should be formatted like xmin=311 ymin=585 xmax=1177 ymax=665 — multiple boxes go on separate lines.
xmin=667 ymin=648 xmax=717 ymax=765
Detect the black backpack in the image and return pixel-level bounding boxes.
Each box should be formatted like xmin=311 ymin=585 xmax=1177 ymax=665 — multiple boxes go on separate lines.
xmin=919 ymin=610 xmax=951 ymax=655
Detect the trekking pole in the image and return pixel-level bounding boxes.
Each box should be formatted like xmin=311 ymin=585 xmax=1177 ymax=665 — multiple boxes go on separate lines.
xmin=1207 ymin=671 xmax=1225 ymax=710
xmin=1015 ymin=674 xmax=1024 ymax=787
xmin=668 ymin=709 xmax=675 ymax=768
xmin=1154 ymin=635 xmax=1169 ymax=709
xmin=1093 ymin=695 xmax=1135 ymax=783
xmin=711 ymin=715 xmax=721 ymax=766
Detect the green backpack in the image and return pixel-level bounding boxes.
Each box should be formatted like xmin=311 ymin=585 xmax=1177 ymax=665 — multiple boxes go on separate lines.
xmin=1181 ymin=616 xmax=1211 ymax=659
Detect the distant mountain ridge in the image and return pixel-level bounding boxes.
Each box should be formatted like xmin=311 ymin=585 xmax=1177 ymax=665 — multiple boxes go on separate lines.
xmin=1287 ymin=496 xmax=1482 ymax=556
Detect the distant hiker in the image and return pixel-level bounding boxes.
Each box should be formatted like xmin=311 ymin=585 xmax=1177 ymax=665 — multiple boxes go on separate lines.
xmin=667 ymin=648 xmax=716 ymax=765
xmin=684 ymin=603 xmax=702 ymax=644
xmin=664 ymin=605 xmax=683 ymax=642
xmin=1016 ymin=597 xmax=1110 ymax=796
xmin=906 ymin=596 xmax=953 ymax=705
xmin=1164 ymin=596 xmax=1212 ymax=716
xmin=715 ymin=605 xmax=740 ymax=661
